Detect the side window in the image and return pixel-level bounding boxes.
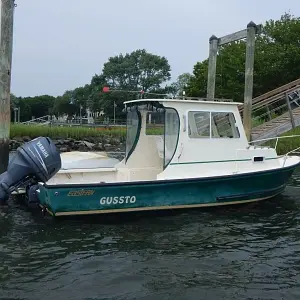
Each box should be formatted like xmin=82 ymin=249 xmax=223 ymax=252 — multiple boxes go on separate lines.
xmin=188 ymin=111 xmax=210 ymax=138
xmin=164 ymin=108 xmax=180 ymax=168
xmin=125 ymin=110 xmax=141 ymax=162
xmin=211 ymin=112 xmax=240 ymax=138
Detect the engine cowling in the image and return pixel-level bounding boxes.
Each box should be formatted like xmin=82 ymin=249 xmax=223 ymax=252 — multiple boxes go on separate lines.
xmin=0 ymin=137 xmax=61 ymax=203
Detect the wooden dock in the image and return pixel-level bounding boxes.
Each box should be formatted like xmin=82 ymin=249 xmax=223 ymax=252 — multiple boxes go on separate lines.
xmin=251 ymin=107 xmax=300 ymax=140
xmin=249 ymin=78 xmax=300 ymax=141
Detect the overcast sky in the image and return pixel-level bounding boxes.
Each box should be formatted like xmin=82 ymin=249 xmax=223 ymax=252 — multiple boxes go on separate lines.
xmin=10 ymin=0 xmax=300 ymax=97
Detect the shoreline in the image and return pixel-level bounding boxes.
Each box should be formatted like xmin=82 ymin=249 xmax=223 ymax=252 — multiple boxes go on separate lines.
xmin=9 ymin=136 xmax=125 ymax=153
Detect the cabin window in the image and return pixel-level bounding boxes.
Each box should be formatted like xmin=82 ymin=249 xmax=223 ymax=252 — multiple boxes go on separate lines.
xmin=211 ymin=112 xmax=240 ymax=138
xmin=146 ymin=112 xmax=165 ymax=135
xmin=164 ymin=108 xmax=180 ymax=168
xmin=125 ymin=109 xmax=141 ymax=162
xmin=188 ymin=111 xmax=210 ymax=138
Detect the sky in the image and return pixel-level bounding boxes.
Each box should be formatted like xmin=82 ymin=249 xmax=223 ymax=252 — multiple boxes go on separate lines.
xmin=10 ymin=0 xmax=300 ymax=97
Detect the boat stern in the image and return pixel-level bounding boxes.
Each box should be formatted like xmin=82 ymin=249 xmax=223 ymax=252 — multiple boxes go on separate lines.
xmin=35 ymin=183 xmax=52 ymax=215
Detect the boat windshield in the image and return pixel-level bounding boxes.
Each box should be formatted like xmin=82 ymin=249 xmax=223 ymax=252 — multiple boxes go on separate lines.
xmin=125 ymin=108 xmax=141 ymax=162
xmin=125 ymin=103 xmax=180 ymax=168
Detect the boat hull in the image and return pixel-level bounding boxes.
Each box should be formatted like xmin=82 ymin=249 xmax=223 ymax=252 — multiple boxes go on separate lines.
xmin=36 ymin=164 xmax=298 ymax=217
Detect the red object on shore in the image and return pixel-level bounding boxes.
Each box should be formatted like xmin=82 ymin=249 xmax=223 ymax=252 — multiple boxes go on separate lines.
xmin=103 ymin=86 xmax=110 ymax=93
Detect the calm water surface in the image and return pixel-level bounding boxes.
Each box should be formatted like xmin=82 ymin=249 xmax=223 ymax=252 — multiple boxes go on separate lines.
xmin=0 ymin=169 xmax=300 ymax=299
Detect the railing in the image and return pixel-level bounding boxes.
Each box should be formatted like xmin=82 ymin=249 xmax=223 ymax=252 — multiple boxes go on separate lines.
xmin=250 ymin=134 xmax=300 ymax=151
xmin=240 ymin=78 xmax=300 ymax=111
xmin=233 ymin=134 xmax=300 ymax=172
xmin=20 ymin=116 xmax=127 ymax=128
xmin=251 ymin=88 xmax=300 ymax=126
xmin=50 ymin=119 xmax=127 ymax=127
xmin=250 ymin=135 xmax=300 ymax=167
xmin=253 ymin=92 xmax=300 ymax=125
xmin=282 ymin=146 xmax=300 ymax=167
xmin=22 ymin=115 xmax=51 ymax=126
xmin=237 ymin=78 xmax=300 ymax=127
xmin=252 ymin=79 xmax=300 ymax=108
xmin=176 ymin=96 xmax=233 ymax=102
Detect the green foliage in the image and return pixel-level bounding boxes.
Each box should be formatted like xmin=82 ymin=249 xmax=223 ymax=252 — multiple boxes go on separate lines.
xmin=10 ymin=94 xmax=56 ymax=121
xmin=186 ymin=13 xmax=300 ymax=101
xmin=256 ymin=126 xmax=300 ymax=155
xmin=252 ymin=117 xmax=264 ymax=128
xmin=10 ymin=124 xmax=161 ymax=140
xmin=103 ymin=49 xmax=171 ymax=92
xmin=10 ymin=124 xmax=126 ymax=140
xmin=187 ymin=60 xmax=209 ymax=97
xmin=11 ymin=49 xmax=172 ymax=122
xmin=52 ymin=94 xmax=75 ymax=117
xmin=187 ymin=40 xmax=248 ymax=100
xmin=12 ymin=12 xmax=300 ymax=129
xmin=274 ymin=127 xmax=300 ymax=155
xmin=95 ymin=49 xmax=172 ymax=117
xmin=167 ymin=73 xmax=192 ymax=97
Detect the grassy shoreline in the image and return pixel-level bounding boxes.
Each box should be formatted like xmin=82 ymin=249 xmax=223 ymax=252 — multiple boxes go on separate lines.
xmin=10 ymin=124 xmax=126 ymax=140
xmin=9 ymin=124 xmax=300 ymax=155
xmin=273 ymin=128 xmax=300 ymax=155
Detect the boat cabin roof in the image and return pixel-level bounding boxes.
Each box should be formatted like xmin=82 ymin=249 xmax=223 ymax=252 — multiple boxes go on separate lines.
xmin=124 ymin=98 xmax=243 ymax=107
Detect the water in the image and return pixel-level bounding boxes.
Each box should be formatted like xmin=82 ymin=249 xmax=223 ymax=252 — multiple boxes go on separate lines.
xmin=0 ymin=171 xmax=300 ymax=299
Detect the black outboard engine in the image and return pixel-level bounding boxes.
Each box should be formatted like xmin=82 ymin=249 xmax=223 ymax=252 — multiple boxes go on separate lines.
xmin=0 ymin=137 xmax=61 ymax=204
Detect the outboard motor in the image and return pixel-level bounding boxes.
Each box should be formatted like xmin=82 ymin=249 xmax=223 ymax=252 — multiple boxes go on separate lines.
xmin=0 ymin=137 xmax=61 ymax=204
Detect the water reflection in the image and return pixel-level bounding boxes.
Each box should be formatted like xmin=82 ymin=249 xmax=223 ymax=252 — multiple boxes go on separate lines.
xmin=0 ymin=176 xmax=300 ymax=299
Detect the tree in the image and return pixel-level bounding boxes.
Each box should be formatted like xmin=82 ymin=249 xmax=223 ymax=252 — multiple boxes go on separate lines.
xmin=186 ymin=13 xmax=300 ymax=102
xmin=254 ymin=12 xmax=300 ymax=95
xmin=88 ymin=74 xmax=107 ymax=112
xmin=168 ymin=73 xmax=192 ymax=97
xmin=13 ymin=50 xmax=172 ymax=120
xmin=28 ymin=95 xmax=55 ymax=118
xmin=102 ymin=49 xmax=171 ymax=92
xmin=52 ymin=91 xmax=78 ymax=117
xmin=10 ymin=95 xmax=56 ymax=122
xmin=94 ymin=49 xmax=172 ymax=118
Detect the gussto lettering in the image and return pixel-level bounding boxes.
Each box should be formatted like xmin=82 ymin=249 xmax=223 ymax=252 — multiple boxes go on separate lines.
xmin=100 ymin=196 xmax=136 ymax=205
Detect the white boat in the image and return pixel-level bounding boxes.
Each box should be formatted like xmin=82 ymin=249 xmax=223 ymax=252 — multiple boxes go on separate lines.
xmin=25 ymin=98 xmax=300 ymax=217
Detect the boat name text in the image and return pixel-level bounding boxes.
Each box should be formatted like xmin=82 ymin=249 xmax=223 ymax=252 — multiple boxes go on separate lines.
xmin=100 ymin=196 xmax=136 ymax=205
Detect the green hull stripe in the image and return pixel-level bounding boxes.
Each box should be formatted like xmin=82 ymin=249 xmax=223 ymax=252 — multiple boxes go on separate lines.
xmin=170 ymin=157 xmax=280 ymax=166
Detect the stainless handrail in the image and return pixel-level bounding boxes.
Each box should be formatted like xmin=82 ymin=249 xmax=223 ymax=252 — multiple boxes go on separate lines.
xmin=250 ymin=135 xmax=300 ymax=167
xmin=250 ymin=134 xmax=300 ymax=151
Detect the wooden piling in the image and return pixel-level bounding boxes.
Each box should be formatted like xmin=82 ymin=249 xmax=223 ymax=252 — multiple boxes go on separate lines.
xmin=0 ymin=0 xmax=15 ymax=173
xmin=243 ymin=21 xmax=257 ymax=141
xmin=207 ymin=35 xmax=218 ymax=100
